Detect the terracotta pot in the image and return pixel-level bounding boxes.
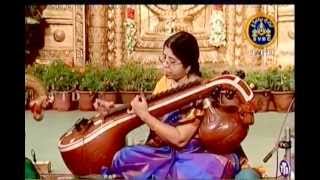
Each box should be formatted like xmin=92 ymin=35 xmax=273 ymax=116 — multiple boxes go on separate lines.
xmin=252 ymin=90 xmax=271 ymax=112
xmin=98 ymin=91 xmax=121 ymax=104
xmin=120 ymin=91 xmax=153 ymax=104
xmin=271 ymin=91 xmax=295 ymax=112
xmin=52 ymin=91 xmax=73 ymax=111
xmin=268 ymin=99 xmax=276 ymax=111
xmin=77 ymin=91 xmax=97 ymax=111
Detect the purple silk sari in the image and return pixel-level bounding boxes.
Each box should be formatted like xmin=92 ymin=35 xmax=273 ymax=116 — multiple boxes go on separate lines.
xmin=110 ymin=110 xmax=240 ymax=179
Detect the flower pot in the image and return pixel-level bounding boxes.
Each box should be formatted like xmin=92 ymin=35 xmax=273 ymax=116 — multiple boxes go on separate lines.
xmin=120 ymin=91 xmax=153 ymax=104
xmin=268 ymin=99 xmax=276 ymax=111
xmin=271 ymin=91 xmax=295 ymax=112
xmin=252 ymin=90 xmax=271 ymax=112
xmin=119 ymin=91 xmax=139 ymax=104
xmin=52 ymin=91 xmax=73 ymax=111
xmin=98 ymin=91 xmax=121 ymax=104
xmin=77 ymin=91 xmax=97 ymax=111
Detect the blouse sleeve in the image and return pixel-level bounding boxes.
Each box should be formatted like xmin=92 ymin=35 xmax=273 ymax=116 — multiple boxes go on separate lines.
xmin=152 ymin=76 xmax=167 ymax=95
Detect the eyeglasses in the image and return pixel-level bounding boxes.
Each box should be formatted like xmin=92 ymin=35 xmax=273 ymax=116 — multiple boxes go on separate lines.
xmin=158 ymin=55 xmax=182 ymax=66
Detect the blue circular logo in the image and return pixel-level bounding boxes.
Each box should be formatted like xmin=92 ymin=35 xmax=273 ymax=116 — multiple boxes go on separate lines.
xmin=245 ymin=14 xmax=277 ymax=48
xmin=279 ymin=160 xmax=290 ymax=177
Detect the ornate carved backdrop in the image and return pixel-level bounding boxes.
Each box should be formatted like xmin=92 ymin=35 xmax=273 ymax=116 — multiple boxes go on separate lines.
xmin=35 ymin=5 xmax=294 ymax=67
xmin=37 ymin=5 xmax=85 ymax=66
xmin=273 ymin=5 xmax=294 ymax=66
xmin=128 ymin=5 xmax=226 ymax=64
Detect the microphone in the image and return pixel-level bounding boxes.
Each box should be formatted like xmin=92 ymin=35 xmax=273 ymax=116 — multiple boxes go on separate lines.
xmin=262 ymin=98 xmax=294 ymax=163
xmin=263 ymin=146 xmax=277 ymax=163
xmin=263 ymin=127 xmax=292 ymax=163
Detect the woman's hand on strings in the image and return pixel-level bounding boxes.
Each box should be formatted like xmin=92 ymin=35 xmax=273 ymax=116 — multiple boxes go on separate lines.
xmin=130 ymin=93 xmax=149 ymax=118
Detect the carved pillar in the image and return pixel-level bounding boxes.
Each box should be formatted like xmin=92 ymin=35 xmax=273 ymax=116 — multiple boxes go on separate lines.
xmin=242 ymin=5 xmax=261 ymax=66
xmin=74 ymin=5 xmax=86 ymax=66
xmin=234 ymin=5 xmax=244 ymax=66
xmin=209 ymin=5 xmax=226 ymax=63
xmin=261 ymin=5 xmax=277 ymax=66
xmin=87 ymin=5 xmax=108 ymax=66
xmin=37 ymin=5 xmax=75 ymax=64
xmin=114 ymin=5 xmax=125 ymax=67
xmin=106 ymin=5 xmax=116 ymax=67
xmin=225 ymin=5 xmax=236 ymax=65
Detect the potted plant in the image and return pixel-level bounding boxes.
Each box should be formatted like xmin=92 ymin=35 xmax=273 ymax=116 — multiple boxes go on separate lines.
xmin=139 ymin=66 xmax=161 ymax=95
xmin=42 ymin=60 xmax=79 ymax=111
xmin=97 ymin=68 xmax=121 ymax=104
xmin=77 ymin=65 xmax=101 ymax=111
xmin=246 ymin=71 xmax=272 ymax=112
xmin=119 ymin=63 xmax=160 ymax=104
xmin=268 ymin=66 xmax=295 ymax=112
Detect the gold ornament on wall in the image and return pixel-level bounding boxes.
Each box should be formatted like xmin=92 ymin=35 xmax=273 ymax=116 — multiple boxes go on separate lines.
xmin=209 ymin=8 xmax=227 ymax=47
xmin=125 ymin=6 xmax=137 ymax=55
xmin=53 ymin=29 xmax=66 ymax=42
xmin=107 ymin=5 xmax=116 ymax=66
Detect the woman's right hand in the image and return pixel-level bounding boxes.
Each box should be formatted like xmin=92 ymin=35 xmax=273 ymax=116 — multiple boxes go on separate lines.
xmin=94 ymin=98 xmax=114 ymax=115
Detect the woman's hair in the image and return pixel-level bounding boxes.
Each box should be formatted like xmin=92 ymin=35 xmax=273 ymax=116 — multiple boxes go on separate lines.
xmin=164 ymin=31 xmax=202 ymax=77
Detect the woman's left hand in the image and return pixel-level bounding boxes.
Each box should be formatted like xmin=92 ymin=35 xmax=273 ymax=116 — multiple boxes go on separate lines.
xmin=130 ymin=93 xmax=149 ymax=118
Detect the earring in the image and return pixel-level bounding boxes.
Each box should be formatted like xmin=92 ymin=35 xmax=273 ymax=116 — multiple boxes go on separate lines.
xmin=186 ymin=66 xmax=190 ymax=77
xmin=186 ymin=66 xmax=191 ymax=75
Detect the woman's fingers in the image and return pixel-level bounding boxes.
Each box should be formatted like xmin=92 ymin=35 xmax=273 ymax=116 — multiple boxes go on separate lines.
xmin=129 ymin=95 xmax=140 ymax=113
xmin=131 ymin=95 xmax=139 ymax=105
xmin=139 ymin=93 xmax=146 ymax=103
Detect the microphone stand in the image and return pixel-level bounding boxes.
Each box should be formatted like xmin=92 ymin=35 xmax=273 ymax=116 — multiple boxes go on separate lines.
xmin=279 ymin=127 xmax=292 ymax=180
xmin=262 ymin=97 xmax=294 ymax=179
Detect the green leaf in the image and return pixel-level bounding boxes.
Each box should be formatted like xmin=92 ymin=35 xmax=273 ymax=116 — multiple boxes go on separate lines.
xmin=118 ymin=62 xmax=161 ymax=91
xmin=41 ymin=60 xmax=79 ymax=91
